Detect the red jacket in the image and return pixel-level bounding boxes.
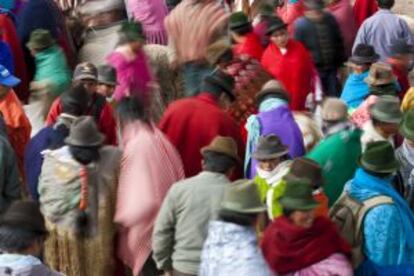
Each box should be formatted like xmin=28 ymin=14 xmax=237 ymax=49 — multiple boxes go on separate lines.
xmin=159 ymin=93 xmax=244 ymax=177
xmin=261 ymin=40 xmax=315 ymax=111
xmin=233 ymin=32 xmax=264 ymax=61
xmin=46 ymin=94 xmax=117 ymax=145
xmin=353 ymin=0 xmax=378 ymax=28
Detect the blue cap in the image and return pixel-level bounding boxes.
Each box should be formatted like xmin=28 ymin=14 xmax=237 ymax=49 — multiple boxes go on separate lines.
xmin=0 ymin=65 xmax=20 ymax=87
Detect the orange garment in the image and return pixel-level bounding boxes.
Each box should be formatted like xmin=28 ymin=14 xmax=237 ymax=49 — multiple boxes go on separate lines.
xmin=314 ymin=190 xmax=329 ymax=217
xmin=0 ymin=90 xmax=31 ymax=180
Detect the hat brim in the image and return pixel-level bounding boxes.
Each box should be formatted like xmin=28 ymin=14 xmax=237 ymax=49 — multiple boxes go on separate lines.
xmin=64 ymin=135 xmax=105 ymax=147
xmin=73 ymin=74 xmax=98 ymax=81
xmin=220 ymin=205 xmax=267 ymax=214
xmin=365 ymin=76 xmax=397 ymax=86
xmin=201 ymin=147 xmax=241 ymax=164
xmin=266 ymin=24 xmax=288 ymax=36
xmin=357 ymin=156 xmax=399 ymax=174
xmin=0 ymin=75 xmax=21 ymax=88
xmin=348 ymin=54 xmax=380 ymax=65
xmin=370 ymin=109 xmax=402 ymax=124
xmin=279 ymin=197 xmax=319 ymax=211
xmin=229 ymin=22 xmax=251 ymax=31
xmin=252 ymin=148 xmax=289 ymax=160
xmin=98 ymin=80 xmax=118 ymax=86
xmin=256 ymin=88 xmax=290 ymax=106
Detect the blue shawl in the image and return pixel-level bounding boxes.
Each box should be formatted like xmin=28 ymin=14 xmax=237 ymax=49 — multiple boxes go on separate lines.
xmin=340 ymin=71 xmax=369 ymax=109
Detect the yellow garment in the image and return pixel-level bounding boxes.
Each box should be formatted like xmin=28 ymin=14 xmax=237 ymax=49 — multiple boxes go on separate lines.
xmin=401 ymin=87 xmax=414 ymax=113
xmin=254 ymin=176 xmax=287 ymax=219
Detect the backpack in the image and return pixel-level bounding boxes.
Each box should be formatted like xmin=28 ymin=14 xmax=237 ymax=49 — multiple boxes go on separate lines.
xmin=329 ymin=192 xmax=393 ymax=268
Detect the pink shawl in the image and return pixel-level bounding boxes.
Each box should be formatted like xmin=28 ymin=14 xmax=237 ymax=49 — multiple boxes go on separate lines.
xmin=115 ymin=122 xmax=184 ymax=275
xmin=107 ymin=47 xmax=153 ymax=103
xmin=292 ymin=253 xmax=353 ymax=276
xmin=350 ymin=95 xmax=378 ymax=129
xmin=127 ymin=0 xmax=168 ymax=45
xmin=327 ymin=0 xmax=357 ymax=57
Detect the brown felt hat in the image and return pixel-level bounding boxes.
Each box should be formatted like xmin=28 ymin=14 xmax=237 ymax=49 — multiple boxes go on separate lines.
xmin=365 ymin=62 xmax=397 ymax=86
xmin=284 ymin=157 xmax=323 ymax=188
xmin=321 ymin=97 xmax=348 ymax=122
xmin=201 ymin=136 xmax=241 ymax=163
xmin=256 ymin=80 xmax=289 ymax=106
xmin=252 ymin=134 xmax=289 ymax=160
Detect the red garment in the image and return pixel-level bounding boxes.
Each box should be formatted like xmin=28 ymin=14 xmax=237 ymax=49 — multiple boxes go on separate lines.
xmin=46 ymin=96 xmax=117 ymax=145
xmin=353 ymin=0 xmax=378 ymax=28
xmin=276 ymin=0 xmax=305 ymax=34
xmin=261 ymin=216 xmax=351 ymax=274
xmin=233 ymin=32 xmax=264 ymax=61
xmin=159 ymin=93 xmax=244 ymax=177
xmin=0 ymin=14 xmax=29 ymax=102
xmin=261 ymin=40 xmax=315 ymax=111
xmin=389 ymin=58 xmax=410 ymax=98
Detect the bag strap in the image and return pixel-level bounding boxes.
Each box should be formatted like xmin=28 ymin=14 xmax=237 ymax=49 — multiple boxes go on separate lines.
xmin=355 ymin=196 xmax=393 ymax=241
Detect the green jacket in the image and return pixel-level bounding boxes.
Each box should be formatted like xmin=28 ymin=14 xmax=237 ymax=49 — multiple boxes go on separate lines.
xmin=307 ymin=128 xmax=362 ymax=206
xmin=34 ymin=45 xmax=71 ymax=96
xmin=254 ymin=176 xmax=287 ymax=220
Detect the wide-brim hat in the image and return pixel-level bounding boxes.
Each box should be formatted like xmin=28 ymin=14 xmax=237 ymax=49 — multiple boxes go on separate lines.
xmin=369 ymin=95 xmax=403 ymax=124
xmin=97 ymin=65 xmax=118 ymax=86
xmin=252 ymin=134 xmax=289 ymax=160
xmin=279 ymin=178 xmax=319 ymax=211
xmin=365 ymin=62 xmax=397 ymax=86
xmin=284 ymin=157 xmax=323 ymax=188
xmin=0 ymin=65 xmax=20 ymax=88
xmin=203 ymin=70 xmax=235 ymax=101
xmin=220 ymin=179 xmax=267 ymax=214
xmin=26 ymin=29 xmax=55 ymax=50
xmin=348 ymin=44 xmax=380 ymax=65
xmin=201 ymin=136 xmax=241 ymax=164
xmin=256 ymin=80 xmax=289 ymax=106
xmin=265 ymin=16 xmax=288 ymax=36
xmin=357 ymin=141 xmax=399 ymax=174
xmin=321 ymin=97 xmax=348 ymax=122
xmin=0 ymin=200 xmax=47 ymax=234
xmin=73 ymin=62 xmax=98 ymax=81
xmin=206 ymin=39 xmax=233 ymax=66
xmin=229 ymin=11 xmax=251 ymax=31
xmin=400 ymin=109 xmax=414 ymax=140
xmin=64 ymin=116 xmax=105 ymax=147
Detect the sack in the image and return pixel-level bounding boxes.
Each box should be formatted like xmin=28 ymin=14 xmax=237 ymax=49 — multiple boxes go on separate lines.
xmin=329 ymin=192 xmax=393 ymax=268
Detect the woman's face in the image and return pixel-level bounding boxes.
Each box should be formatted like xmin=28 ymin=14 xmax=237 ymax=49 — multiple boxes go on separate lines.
xmin=258 ymin=158 xmax=281 ymax=172
xmin=129 ymin=40 xmax=142 ymax=52
xmin=289 ymin=209 xmax=315 ymax=229
xmin=270 ymin=29 xmax=289 ymax=49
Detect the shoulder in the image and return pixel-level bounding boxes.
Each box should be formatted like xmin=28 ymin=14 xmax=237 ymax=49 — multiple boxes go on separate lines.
xmin=294 ymin=17 xmax=309 ymax=28
xmin=364 ymin=203 xmax=399 ymax=226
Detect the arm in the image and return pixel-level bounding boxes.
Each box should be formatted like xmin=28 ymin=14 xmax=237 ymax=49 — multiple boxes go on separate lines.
xmin=152 ymin=188 xmax=177 ymax=271
xmin=2 ymin=142 xmax=21 ymax=207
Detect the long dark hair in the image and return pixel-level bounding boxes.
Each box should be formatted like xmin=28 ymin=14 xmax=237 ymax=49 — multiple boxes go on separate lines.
xmin=116 ymin=96 xmax=151 ymax=126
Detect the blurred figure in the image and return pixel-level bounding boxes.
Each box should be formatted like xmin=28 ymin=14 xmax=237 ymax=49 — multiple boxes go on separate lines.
xmin=97 ymin=65 xmax=118 ymax=100
xmin=261 ymin=179 xmax=352 ymax=275
xmin=114 ymin=97 xmax=184 ymax=275
xmin=38 ymin=116 xmax=121 ymax=276
xmin=353 ymin=0 xmax=378 ymax=28
xmin=0 ymin=201 xmax=61 ymax=275
xmin=199 ymin=179 xmax=271 ymax=276
xmin=0 ymin=28 xmax=14 ymax=73
xmin=153 ymin=136 xmax=240 ymax=276
xmin=252 ymin=3 xmax=275 ymax=47
xmin=276 ymin=0 xmax=305 ymax=34
xmin=401 ymin=87 xmax=414 ymax=113
xmin=388 ymin=39 xmax=414 ymax=96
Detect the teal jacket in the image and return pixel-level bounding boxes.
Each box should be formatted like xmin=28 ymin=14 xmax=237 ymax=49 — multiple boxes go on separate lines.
xmin=34 ymin=45 xmax=71 ymax=96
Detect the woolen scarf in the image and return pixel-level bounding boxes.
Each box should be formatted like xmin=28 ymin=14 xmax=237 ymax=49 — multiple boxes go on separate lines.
xmin=261 ymin=216 xmax=351 ymax=274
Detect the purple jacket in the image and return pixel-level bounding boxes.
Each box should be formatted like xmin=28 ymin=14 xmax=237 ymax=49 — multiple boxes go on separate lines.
xmin=248 ymin=106 xmax=305 ymax=178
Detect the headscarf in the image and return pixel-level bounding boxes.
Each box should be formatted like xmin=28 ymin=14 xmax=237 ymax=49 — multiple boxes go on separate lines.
xmin=401 ymin=88 xmax=414 ymax=113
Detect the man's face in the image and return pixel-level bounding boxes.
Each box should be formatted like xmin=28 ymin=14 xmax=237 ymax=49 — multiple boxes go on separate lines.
xmin=0 ymin=84 xmax=9 ymax=98
xmin=97 ymin=83 xmax=115 ymax=98
xmin=270 ymin=29 xmax=289 ymax=48
xmin=79 ymin=79 xmax=97 ymax=94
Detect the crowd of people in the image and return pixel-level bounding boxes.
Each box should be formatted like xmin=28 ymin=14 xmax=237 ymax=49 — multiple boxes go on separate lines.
xmin=0 ymin=0 xmax=413 ymax=275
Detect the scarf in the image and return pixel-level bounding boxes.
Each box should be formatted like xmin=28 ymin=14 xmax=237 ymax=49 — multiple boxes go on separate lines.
xmin=353 ymin=168 xmax=414 ymax=248
xmin=261 ymin=216 xmax=351 ymax=274
xmin=340 ymin=71 xmax=369 ymax=109
xmin=244 ymin=98 xmax=288 ymax=175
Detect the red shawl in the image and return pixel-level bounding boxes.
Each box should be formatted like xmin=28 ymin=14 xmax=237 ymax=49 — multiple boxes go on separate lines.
xmin=276 ymin=0 xmax=305 ymax=34
xmin=233 ymin=32 xmax=264 ymax=61
xmin=389 ymin=58 xmax=410 ymax=98
xmin=261 ymin=40 xmax=314 ymax=111
xmin=0 ymin=14 xmax=29 ymax=103
xmin=353 ymin=0 xmax=378 ymax=28
xmin=261 ymin=216 xmax=351 ymax=274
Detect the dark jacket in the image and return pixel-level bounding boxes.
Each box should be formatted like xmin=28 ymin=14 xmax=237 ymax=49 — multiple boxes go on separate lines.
xmin=294 ymin=12 xmax=345 ymax=70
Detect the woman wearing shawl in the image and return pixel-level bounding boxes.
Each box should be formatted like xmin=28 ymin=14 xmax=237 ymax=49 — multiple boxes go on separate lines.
xmin=115 ymin=97 xmax=184 ymax=275
xmin=261 ymin=179 xmax=352 ymax=275
xmin=126 ymin=0 xmax=168 ymax=45
xmin=107 ymin=21 xmax=153 ymax=103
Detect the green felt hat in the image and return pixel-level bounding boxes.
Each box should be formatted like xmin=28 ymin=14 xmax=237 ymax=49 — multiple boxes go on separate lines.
xmin=400 ymin=109 xmax=414 ymax=141
xmin=221 ymin=179 xmax=266 ymax=214
xmin=279 ymin=178 xmax=318 ymax=211
xmin=358 ymin=141 xmax=399 ymax=174
xmin=119 ymin=21 xmax=145 ymax=42
xmin=229 ymin=11 xmax=251 ymax=31
xmin=26 ymin=29 xmax=55 ymax=50
xmin=369 ymin=95 xmax=403 ymax=124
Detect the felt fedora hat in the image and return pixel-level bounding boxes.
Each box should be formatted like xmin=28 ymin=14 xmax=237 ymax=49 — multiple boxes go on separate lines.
xmin=64 ymin=116 xmax=105 ymax=147
xmin=358 ymin=141 xmax=399 ymax=174
xmin=221 ymin=179 xmax=267 ymax=214
xmin=321 ymin=97 xmax=348 ymax=122
xmin=400 ymin=109 xmax=414 ymax=141
xmin=365 ymin=62 xmax=397 ymax=86
xmin=369 ymin=95 xmax=403 ymax=124
xmin=284 ymin=157 xmax=323 ymax=188
xmin=348 ymin=44 xmax=380 ymax=65
xmin=73 ymin=62 xmax=98 ymax=81
xmin=203 ymin=70 xmax=236 ymax=101
xmin=279 ymin=178 xmax=319 ymax=211
xmin=26 ymin=29 xmax=55 ymax=50
xmin=256 ymin=80 xmax=290 ymax=106
xmin=201 ymin=136 xmax=241 ymax=163
xmin=265 ymin=16 xmax=288 ymax=36
xmin=252 ymin=134 xmax=289 ymax=160
xmin=0 ymin=200 xmax=47 ymax=234
xmin=229 ymin=11 xmax=251 ymax=31
xmin=206 ymin=39 xmax=233 ymax=66
xmin=97 ymin=65 xmax=118 ymax=86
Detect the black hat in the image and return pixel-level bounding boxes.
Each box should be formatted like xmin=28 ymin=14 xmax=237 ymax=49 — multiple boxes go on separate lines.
xmin=390 ymin=39 xmax=414 ymax=55
xmin=204 ymin=70 xmax=236 ymax=101
xmin=349 ymin=44 xmax=380 ymax=65
xmin=229 ymin=12 xmax=251 ymax=31
xmin=0 ymin=201 xmax=47 ymax=234
xmin=73 ymin=62 xmax=98 ymax=81
xmin=266 ymin=16 xmax=288 ymax=36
